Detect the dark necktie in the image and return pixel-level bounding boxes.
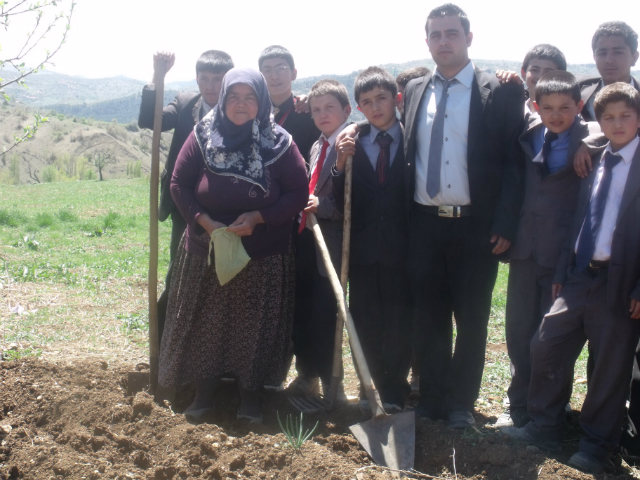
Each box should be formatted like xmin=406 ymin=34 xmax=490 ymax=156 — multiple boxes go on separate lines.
xmin=375 ymin=132 xmax=393 ymax=184
xmin=541 ymin=130 xmax=559 ymax=177
xmin=426 ymin=77 xmax=456 ymax=198
xmin=575 ymin=151 xmax=623 ymax=271
xmin=299 ymin=139 xmax=330 ymax=233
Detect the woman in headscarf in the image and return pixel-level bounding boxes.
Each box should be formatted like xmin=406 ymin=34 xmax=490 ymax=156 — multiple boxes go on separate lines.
xmin=159 ymin=68 xmax=308 ymax=422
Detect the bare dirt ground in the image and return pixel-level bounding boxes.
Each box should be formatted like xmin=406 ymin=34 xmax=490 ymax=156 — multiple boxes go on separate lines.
xmin=1 ymin=357 xmax=638 ymax=480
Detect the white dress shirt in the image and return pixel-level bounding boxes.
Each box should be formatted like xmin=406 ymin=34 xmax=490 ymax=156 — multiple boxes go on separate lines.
xmin=414 ymin=61 xmax=475 ymax=206
xmin=575 ymin=135 xmax=639 ymax=260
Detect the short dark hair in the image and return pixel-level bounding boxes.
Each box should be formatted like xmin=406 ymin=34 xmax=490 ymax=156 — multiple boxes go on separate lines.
xmin=308 ymin=79 xmax=350 ymax=109
xmin=522 ymin=44 xmax=567 ymax=73
xmin=592 ymin=21 xmax=639 ymax=54
xmin=594 ymin=82 xmax=640 ymax=121
xmin=396 ymin=67 xmax=431 ymax=88
xmin=354 ymin=67 xmax=398 ymax=104
xmin=196 ymin=50 xmax=234 ymax=75
xmin=258 ymin=45 xmax=295 ymax=70
xmin=425 ymin=3 xmax=470 ymax=36
xmin=534 ymin=71 xmax=581 ymax=104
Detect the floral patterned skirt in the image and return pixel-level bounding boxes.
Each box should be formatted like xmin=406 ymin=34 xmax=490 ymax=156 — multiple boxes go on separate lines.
xmin=158 ymin=234 xmax=295 ymax=391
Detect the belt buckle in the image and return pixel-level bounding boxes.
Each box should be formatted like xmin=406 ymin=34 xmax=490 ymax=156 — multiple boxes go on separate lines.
xmin=438 ymin=205 xmax=457 ymax=218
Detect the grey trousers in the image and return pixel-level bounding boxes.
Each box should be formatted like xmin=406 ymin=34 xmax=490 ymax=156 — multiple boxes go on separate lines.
xmin=505 ymin=256 xmax=554 ymax=410
xmin=525 ymin=266 xmax=640 ymax=460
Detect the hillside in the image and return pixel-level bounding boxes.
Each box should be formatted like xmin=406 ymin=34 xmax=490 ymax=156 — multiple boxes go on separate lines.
xmin=3 ymin=59 xmax=613 ymax=125
xmin=0 ymin=105 xmax=173 ymax=185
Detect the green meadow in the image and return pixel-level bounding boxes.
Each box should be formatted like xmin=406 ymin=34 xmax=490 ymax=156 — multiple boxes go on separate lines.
xmin=0 ymin=178 xmax=588 ymax=409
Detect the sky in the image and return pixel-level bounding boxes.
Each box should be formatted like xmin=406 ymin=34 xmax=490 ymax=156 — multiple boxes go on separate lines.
xmin=2 ymin=0 xmax=640 ymax=83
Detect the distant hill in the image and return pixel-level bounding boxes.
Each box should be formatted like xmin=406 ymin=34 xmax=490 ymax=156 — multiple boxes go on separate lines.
xmin=2 ymin=59 xmax=617 ymax=125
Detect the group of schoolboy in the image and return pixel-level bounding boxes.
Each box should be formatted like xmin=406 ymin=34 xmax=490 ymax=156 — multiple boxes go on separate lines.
xmin=139 ymin=5 xmax=640 ymax=474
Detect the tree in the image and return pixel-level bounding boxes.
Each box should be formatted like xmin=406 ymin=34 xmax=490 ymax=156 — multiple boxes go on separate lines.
xmin=1 ymin=0 xmax=75 ymax=157
xmin=90 ymin=149 xmax=116 ymax=181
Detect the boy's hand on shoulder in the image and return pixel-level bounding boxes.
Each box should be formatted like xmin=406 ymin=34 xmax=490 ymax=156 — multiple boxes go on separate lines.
xmin=294 ymin=95 xmax=310 ymax=114
xmin=336 ymin=124 xmax=360 ymax=146
xmin=335 ymin=137 xmax=356 ymax=172
xmin=631 ymin=299 xmax=640 ymax=319
xmin=574 ymin=143 xmax=593 ymax=178
xmin=304 ymin=194 xmax=319 ymax=213
xmin=495 ymin=70 xmax=523 ymax=85
xmin=552 ymin=283 xmax=563 ymax=303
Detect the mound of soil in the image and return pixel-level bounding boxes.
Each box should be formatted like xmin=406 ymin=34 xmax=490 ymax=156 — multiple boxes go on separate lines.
xmin=0 ymin=358 xmax=634 ymax=479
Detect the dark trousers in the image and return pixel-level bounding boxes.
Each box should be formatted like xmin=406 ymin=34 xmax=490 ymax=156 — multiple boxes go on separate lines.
xmin=407 ymin=209 xmax=499 ymax=413
xmin=505 ymin=257 xmax=554 ymax=410
xmin=525 ymin=267 xmax=640 ymax=461
xmin=292 ymin=227 xmax=337 ymax=385
xmin=157 ymin=211 xmax=187 ymax=343
xmin=350 ymin=263 xmax=412 ymax=406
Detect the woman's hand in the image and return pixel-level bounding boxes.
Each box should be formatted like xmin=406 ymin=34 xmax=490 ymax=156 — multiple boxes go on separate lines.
xmin=303 ymin=195 xmax=319 ymax=213
xmin=197 ymin=213 xmax=226 ymax=235
xmin=335 ymin=137 xmax=356 ymax=172
xmin=227 ymin=211 xmax=265 ymax=236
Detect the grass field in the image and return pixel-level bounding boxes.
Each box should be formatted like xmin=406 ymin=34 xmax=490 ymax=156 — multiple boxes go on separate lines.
xmin=0 ymin=178 xmax=589 ymax=410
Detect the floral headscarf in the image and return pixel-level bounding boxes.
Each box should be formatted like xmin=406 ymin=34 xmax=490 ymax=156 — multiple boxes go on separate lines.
xmin=194 ymin=68 xmax=292 ymax=192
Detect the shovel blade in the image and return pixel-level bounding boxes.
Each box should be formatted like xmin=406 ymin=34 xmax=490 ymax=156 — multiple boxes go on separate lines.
xmin=349 ymin=411 xmax=415 ymax=471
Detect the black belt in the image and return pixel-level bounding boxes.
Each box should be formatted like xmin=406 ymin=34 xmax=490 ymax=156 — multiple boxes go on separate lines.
xmin=414 ymin=203 xmax=472 ymax=218
xmin=586 ymin=260 xmax=610 ymax=275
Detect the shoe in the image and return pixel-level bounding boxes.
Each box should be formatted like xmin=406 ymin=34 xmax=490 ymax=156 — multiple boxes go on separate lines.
xmin=449 ymin=410 xmax=475 ymax=429
xmin=383 ymin=403 xmax=404 ymax=412
xmin=568 ymin=451 xmax=608 ymax=474
xmin=494 ymin=407 xmax=530 ymax=429
xmin=236 ymin=409 xmax=264 ymax=424
xmin=322 ymin=381 xmax=348 ymax=404
xmin=501 ymin=426 xmax=561 ymax=453
xmin=264 ymin=381 xmax=285 ymax=391
xmin=414 ymin=404 xmax=447 ymax=421
xmin=285 ymin=375 xmax=320 ymax=396
xmin=184 ymin=407 xmax=214 ymax=422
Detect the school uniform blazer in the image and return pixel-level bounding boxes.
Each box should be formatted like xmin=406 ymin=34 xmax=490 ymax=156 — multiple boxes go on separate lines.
xmin=511 ymin=115 xmax=601 ymax=269
xmin=579 ymin=76 xmax=640 ymax=122
xmin=138 ymin=86 xmax=203 ymax=221
xmin=402 ymin=67 xmax=526 ymax=251
xmin=307 ymin=138 xmax=343 ymax=277
xmin=332 ymin=126 xmax=408 ymax=270
xmin=554 ymin=143 xmax=640 ymax=316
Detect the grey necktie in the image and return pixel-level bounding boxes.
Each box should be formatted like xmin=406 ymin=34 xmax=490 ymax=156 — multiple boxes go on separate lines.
xmin=426 ymin=77 xmax=456 ymax=199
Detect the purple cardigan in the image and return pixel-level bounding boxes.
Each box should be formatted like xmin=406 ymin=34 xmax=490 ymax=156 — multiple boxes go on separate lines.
xmin=171 ymin=132 xmax=308 ymax=260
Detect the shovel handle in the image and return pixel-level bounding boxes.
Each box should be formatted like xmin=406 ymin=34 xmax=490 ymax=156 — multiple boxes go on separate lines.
xmin=308 ymin=213 xmax=385 ymax=418
xmin=148 ymin=63 xmax=165 ymax=395
xmin=329 ymin=155 xmax=352 ymax=406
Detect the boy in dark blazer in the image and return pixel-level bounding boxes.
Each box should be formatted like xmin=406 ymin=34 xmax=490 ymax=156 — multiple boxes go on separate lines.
xmin=504 ymin=82 xmax=640 ymax=474
xmin=332 ymin=67 xmax=412 ymax=409
xmin=579 ymin=21 xmax=639 ymax=122
xmin=497 ymin=71 xmax=600 ymax=429
xmin=138 ymin=50 xmax=233 ymax=340
xmin=287 ymin=80 xmax=350 ymax=398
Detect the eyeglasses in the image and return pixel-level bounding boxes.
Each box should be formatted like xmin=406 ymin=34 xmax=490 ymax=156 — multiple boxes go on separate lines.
xmin=260 ymin=65 xmax=291 ymax=77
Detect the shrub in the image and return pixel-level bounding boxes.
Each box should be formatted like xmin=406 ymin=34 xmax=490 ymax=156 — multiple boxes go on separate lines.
xmin=42 ymin=165 xmax=58 ymax=183
xmin=35 ymin=212 xmax=55 ymax=228
xmin=53 ymin=131 xmax=63 ymax=143
xmin=57 ymin=208 xmax=77 ymax=222
xmin=57 ymin=114 xmax=65 ymax=121
xmin=0 ymin=208 xmax=27 ymax=227
xmin=125 ymin=122 xmax=139 ymax=132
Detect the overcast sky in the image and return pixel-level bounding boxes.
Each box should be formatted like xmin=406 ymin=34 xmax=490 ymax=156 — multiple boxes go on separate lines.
xmin=2 ymin=0 xmax=639 ymax=82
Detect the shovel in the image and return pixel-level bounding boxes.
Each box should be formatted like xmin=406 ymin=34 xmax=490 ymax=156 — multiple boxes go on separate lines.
xmin=128 ymin=59 xmax=165 ymax=397
xmin=307 ymin=212 xmax=415 ymax=471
